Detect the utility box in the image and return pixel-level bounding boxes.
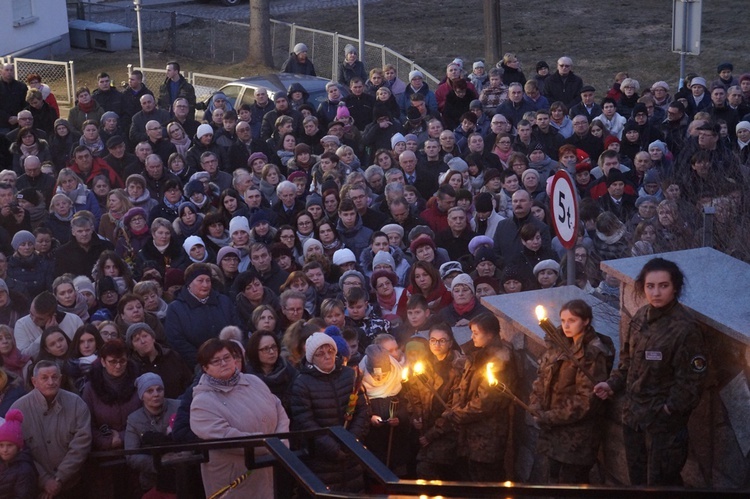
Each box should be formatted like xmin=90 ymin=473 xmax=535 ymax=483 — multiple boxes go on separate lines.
xmin=68 ymin=20 xmax=98 ymax=49
xmin=87 ymin=23 xmax=133 ymax=52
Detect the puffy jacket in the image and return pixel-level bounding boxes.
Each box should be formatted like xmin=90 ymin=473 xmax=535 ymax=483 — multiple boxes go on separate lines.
xmin=290 ymin=361 xmax=369 ymax=492
xmin=7 ymin=253 xmax=54 ymax=298
xmin=165 ymin=289 xmax=239 ymax=367
xmin=0 ymin=448 xmax=37 ymax=499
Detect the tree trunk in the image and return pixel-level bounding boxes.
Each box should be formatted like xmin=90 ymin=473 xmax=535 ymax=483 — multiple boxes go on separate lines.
xmin=248 ymin=0 xmax=274 ymax=67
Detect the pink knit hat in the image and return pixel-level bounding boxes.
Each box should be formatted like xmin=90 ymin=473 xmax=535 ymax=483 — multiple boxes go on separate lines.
xmin=0 ymin=409 xmax=24 ymax=448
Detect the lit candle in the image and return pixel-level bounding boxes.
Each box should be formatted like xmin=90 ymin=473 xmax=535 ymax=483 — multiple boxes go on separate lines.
xmin=401 ymin=366 xmax=409 ymax=383
xmin=412 ymin=361 xmax=448 ymax=409
xmin=486 ymin=362 xmax=498 ymax=387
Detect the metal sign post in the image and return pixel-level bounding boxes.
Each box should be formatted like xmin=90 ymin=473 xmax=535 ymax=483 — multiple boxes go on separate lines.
xmin=672 ymin=0 xmax=702 ymax=88
xmin=549 ymin=171 xmax=578 ymax=286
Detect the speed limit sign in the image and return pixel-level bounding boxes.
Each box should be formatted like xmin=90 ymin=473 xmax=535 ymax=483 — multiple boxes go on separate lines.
xmin=550 ymin=171 xmax=578 ymax=249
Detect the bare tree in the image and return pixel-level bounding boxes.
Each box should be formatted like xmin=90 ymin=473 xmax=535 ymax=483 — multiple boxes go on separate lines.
xmin=248 ymin=0 xmax=273 ymax=67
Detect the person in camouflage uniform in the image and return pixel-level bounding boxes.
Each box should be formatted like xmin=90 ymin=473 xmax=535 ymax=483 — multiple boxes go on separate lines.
xmin=529 ymin=299 xmax=613 ymax=483
xmin=403 ymin=323 xmax=465 ymax=480
xmin=594 ymin=257 xmax=707 ymax=486
xmin=443 ymin=313 xmax=515 ymax=481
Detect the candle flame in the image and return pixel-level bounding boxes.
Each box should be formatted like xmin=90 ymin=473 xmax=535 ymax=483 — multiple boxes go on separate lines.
xmin=401 ymin=366 xmax=409 ymax=382
xmin=535 ymin=305 xmax=547 ymax=322
xmin=486 ymin=362 xmax=498 ymax=387
xmin=413 ymin=361 xmax=425 ymax=376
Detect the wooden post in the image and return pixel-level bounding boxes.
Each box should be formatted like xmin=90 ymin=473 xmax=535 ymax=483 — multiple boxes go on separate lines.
xmin=484 ymin=0 xmax=502 ymax=65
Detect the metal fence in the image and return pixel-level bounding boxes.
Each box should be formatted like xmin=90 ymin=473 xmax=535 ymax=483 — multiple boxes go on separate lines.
xmin=125 ymin=64 xmax=235 ymax=104
xmin=71 ymin=3 xmax=439 ymax=86
xmin=1 ymin=56 xmax=76 ymax=106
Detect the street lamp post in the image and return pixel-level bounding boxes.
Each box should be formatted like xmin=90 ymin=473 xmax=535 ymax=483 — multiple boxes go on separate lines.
xmin=133 ymin=0 xmax=144 ymax=70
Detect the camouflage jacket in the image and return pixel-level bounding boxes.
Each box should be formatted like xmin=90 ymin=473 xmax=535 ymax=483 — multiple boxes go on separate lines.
xmin=607 ymin=301 xmax=707 ymax=430
xmin=450 ymin=337 xmax=515 ymax=463
xmin=529 ymin=328 xmax=612 ymax=465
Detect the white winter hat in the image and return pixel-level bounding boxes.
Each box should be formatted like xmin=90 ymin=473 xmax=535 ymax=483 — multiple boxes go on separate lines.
xmin=533 ymin=259 xmax=560 ymax=275
xmin=333 ymin=248 xmax=356 ymax=265
xmin=305 ymin=332 xmax=337 ymax=363
xmin=182 ymin=235 xmax=205 ymax=254
xmin=229 ymin=216 xmax=250 ymax=237
xmin=372 ymin=250 xmax=395 ymax=270
xmin=450 ymin=273 xmax=474 ymax=294
xmin=196 ymin=123 xmax=214 ymax=140
xmin=293 ymin=43 xmax=308 ymax=55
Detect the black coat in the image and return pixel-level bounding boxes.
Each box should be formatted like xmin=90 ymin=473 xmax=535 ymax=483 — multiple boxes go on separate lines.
xmin=290 ymin=361 xmax=369 ymax=492
xmin=54 ymin=236 xmax=114 ymax=279
xmin=134 ymin=238 xmax=188 ymax=280
xmin=6 ymin=253 xmax=54 ymax=299
xmin=0 ymin=448 xmax=37 ymax=499
xmin=543 ymin=71 xmax=584 ymax=108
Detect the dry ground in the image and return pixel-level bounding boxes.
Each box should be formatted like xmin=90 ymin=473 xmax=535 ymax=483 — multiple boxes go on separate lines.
xmin=65 ymin=0 xmax=749 ymax=111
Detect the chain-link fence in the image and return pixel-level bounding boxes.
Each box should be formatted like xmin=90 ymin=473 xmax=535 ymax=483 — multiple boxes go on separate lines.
xmin=2 ymin=57 xmax=76 ymax=106
xmin=70 ymin=3 xmax=439 ymax=85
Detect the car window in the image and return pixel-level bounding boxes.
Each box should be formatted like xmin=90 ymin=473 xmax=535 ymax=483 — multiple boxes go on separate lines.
xmin=240 ymin=88 xmax=256 ymax=107
xmin=308 ymin=84 xmax=350 ymax=107
xmin=218 ymin=84 xmax=243 ymax=108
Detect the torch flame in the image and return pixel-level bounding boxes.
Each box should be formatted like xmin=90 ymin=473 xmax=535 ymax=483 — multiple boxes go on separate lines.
xmin=535 ymin=305 xmax=547 ymax=322
xmin=413 ymin=361 xmax=425 ymax=376
xmin=486 ymin=362 xmax=498 ymax=387
xmin=401 ymin=366 xmax=409 ymax=382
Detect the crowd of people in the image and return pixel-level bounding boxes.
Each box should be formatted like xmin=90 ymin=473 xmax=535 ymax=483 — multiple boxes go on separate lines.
xmin=0 ymin=46 xmax=728 ymax=496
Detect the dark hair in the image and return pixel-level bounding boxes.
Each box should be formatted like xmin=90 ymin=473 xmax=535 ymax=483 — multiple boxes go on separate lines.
xmin=634 ymin=257 xmax=685 ymax=300
xmin=338 ymin=198 xmax=356 ymax=213
xmin=437 ymin=185 xmax=457 ymax=199
xmin=70 ymin=324 xmax=105 ymax=359
xmin=246 ymin=331 xmax=281 ymax=372
xmin=99 ymin=339 xmax=128 ymax=359
xmin=369 ymin=231 xmax=388 ymax=245
xmin=32 ymin=291 xmax=58 ymax=315
xmin=519 ymin=222 xmax=542 ymax=241
xmin=429 ymin=321 xmax=455 ymax=341
xmin=559 ymin=299 xmax=593 ymax=324
xmin=409 ymin=261 xmax=440 ymax=295
xmin=167 ymin=61 xmax=181 ymax=72
xmin=406 ymin=293 xmax=429 ymax=310
xmin=117 ymin=293 xmax=144 ymax=317
xmin=95 ymin=251 xmax=133 ymax=288
xmin=469 ymin=312 xmax=500 ymax=337
xmin=39 ymin=326 xmax=71 ymax=360
xmin=196 ymin=338 xmax=234 ymax=367
xmin=344 ymin=286 xmax=368 ymax=304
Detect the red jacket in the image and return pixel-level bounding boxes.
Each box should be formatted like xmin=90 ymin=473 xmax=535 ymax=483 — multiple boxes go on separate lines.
xmin=70 ymin=157 xmax=123 ymax=188
xmin=420 ymin=201 xmax=450 ymax=234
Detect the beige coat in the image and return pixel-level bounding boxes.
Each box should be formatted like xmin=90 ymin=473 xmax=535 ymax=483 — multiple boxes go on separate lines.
xmin=10 ymin=388 xmax=92 ymax=490
xmin=190 ymin=373 xmax=289 ymax=499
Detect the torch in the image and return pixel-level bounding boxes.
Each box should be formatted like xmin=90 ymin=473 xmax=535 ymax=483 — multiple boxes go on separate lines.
xmin=535 ymin=305 xmax=598 ymax=384
xmin=412 ymin=361 xmax=449 ymax=410
xmin=385 ymin=398 xmax=399 ymax=467
xmin=486 ymin=362 xmax=540 ymax=418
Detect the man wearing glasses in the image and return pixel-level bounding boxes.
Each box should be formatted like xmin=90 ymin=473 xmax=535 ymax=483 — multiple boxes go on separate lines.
xmin=543 ymin=56 xmax=584 ymax=108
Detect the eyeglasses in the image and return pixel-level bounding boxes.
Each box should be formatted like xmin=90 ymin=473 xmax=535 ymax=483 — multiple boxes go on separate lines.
xmin=313 ymin=347 xmax=336 ymax=358
xmin=209 ymin=355 xmax=234 ymax=367
xmin=284 ymin=307 xmax=303 ymax=314
xmin=376 ymin=281 xmax=393 ymax=289
xmin=106 ymin=358 xmax=128 ymax=367
xmin=429 ymin=338 xmax=451 ymax=346
xmin=258 ymin=345 xmax=279 ymax=354
xmin=280 ymin=234 xmax=295 ymax=240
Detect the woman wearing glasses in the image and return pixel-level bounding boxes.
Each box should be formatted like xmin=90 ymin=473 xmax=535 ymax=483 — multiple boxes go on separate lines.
xmin=191 ymin=338 xmax=289 ymax=499
xmin=245 ymin=330 xmax=297 ymax=415
xmin=290 ymin=332 xmax=369 ymax=492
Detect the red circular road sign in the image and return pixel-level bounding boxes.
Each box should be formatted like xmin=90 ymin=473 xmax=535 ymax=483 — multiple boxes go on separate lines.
xmin=549 ymin=171 xmax=579 ymax=250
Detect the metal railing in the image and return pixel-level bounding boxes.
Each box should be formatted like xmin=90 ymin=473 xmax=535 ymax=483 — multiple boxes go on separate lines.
xmin=2 ymin=57 xmax=76 ymax=106
xmin=91 ymin=426 xmax=749 ymax=499
xmin=71 ymin=3 xmax=440 ymax=87
xmin=125 ymin=64 xmax=235 ymax=104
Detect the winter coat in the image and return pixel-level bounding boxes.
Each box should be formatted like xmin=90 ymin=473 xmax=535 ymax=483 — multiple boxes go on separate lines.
xmin=281 ymin=53 xmax=317 ymax=76
xmin=359 ymin=246 xmax=411 ymax=285
xmin=0 ymin=447 xmax=37 ymax=499
xmin=9 ymin=139 xmax=52 ymax=175
xmin=7 ymin=252 xmax=54 ymax=298
xmin=134 ymin=238 xmax=188 ymax=280
xmin=124 ymin=398 xmax=180 ymax=491
xmin=67 ymin=101 xmax=105 ymax=133
xmin=290 ymin=361 xmax=369 ymax=492
xmin=81 ymin=360 xmax=141 ymax=450
xmin=338 ymin=60 xmax=367 ymax=87
xmin=131 ymin=344 xmax=192 ymax=399
xmin=165 ymin=289 xmax=239 ymax=367
xmin=336 ymin=215 xmax=373 ymax=263
xmin=529 ymin=328 xmax=611 ymax=465
xmin=158 ymin=75 xmax=197 ymax=119
xmin=450 ymin=336 xmax=515 ymax=463
xmin=543 ymin=71 xmax=584 ymax=108
xmin=246 ymin=358 xmax=298 ymax=416
xmin=54 ymin=236 xmax=114 ymax=279
xmin=191 ymin=373 xmax=289 ymax=499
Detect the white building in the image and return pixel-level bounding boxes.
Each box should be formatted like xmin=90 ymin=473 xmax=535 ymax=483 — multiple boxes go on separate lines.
xmin=2 ymin=0 xmax=70 ymax=57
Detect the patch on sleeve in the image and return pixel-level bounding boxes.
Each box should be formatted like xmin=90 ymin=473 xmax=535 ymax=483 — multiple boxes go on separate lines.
xmin=690 ymin=355 xmax=707 ymax=373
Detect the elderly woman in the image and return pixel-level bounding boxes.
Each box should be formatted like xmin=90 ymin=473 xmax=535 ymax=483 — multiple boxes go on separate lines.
xmin=114 ymin=207 xmax=150 ymax=268
xmin=245 ymin=331 xmax=298 ymax=415
xmin=45 ymin=193 xmax=76 ymax=244
xmin=125 ymin=373 xmax=181 ymax=496
xmin=290 ymin=332 xmax=369 ymax=492
xmin=7 ymin=230 xmax=54 ymax=299
xmin=371 ymin=270 xmax=407 ymax=327
xmin=56 ymin=168 xmax=101 ymax=228
xmin=135 ymin=217 xmax=188 ymax=279
xmin=436 ymin=273 xmax=490 ymax=339
xmin=165 ymin=264 xmax=239 ymax=367
xmin=115 ymin=292 xmax=166 ymax=344
xmin=190 ymin=338 xmax=289 ymax=499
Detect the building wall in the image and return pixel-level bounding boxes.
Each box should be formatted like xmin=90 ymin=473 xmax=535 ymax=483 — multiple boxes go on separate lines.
xmin=2 ymin=0 xmax=70 ymax=56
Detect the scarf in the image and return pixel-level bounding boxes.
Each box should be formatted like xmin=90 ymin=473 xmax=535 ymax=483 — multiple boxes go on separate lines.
xmin=359 ymin=355 xmax=403 ymax=399
xmin=206 ymin=369 xmax=240 ymax=387
xmin=131 ymin=224 xmax=149 ymax=236
xmin=58 ymin=292 xmax=90 ymax=322
xmin=493 ymin=146 xmax=512 ymax=164
xmin=1 ymin=349 xmax=30 ymax=377
xmin=207 ymin=232 xmax=231 ymax=248
xmin=453 ymin=297 xmax=477 ymax=316
xmin=171 ymin=134 xmax=192 ymax=157
xmin=78 ymin=353 xmax=98 ymax=367
xmin=377 ymin=289 xmax=398 ymax=313
xmin=52 ymin=209 xmax=74 ymax=223
xmin=19 ymin=142 xmax=40 ymax=158
xmin=60 ymin=183 xmax=88 ymax=206
xmin=176 ymin=214 xmax=203 ymax=238
xmin=78 ymin=99 xmax=95 ymax=113
xmin=80 ymin=135 xmax=105 ymax=156
xmin=163 ymin=196 xmax=181 ymax=212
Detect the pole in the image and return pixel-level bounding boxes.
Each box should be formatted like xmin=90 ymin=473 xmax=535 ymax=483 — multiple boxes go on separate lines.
xmin=566 ymin=247 xmax=575 ymax=286
xmin=416 ymin=373 xmax=449 ymax=410
xmin=385 ymin=399 xmax=398 ymax=467
xmin=134 ymin=0 xmax=144 ymax=70
xmin=494 ymin=383 xmax=539 ymax=418
xmin=483 ymin=0 xmax=502 ymax=64
xmin=679 ymin=0 xmax=688 ymax=87
xmin=357 ymin=0 xmax=365 ymax=67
